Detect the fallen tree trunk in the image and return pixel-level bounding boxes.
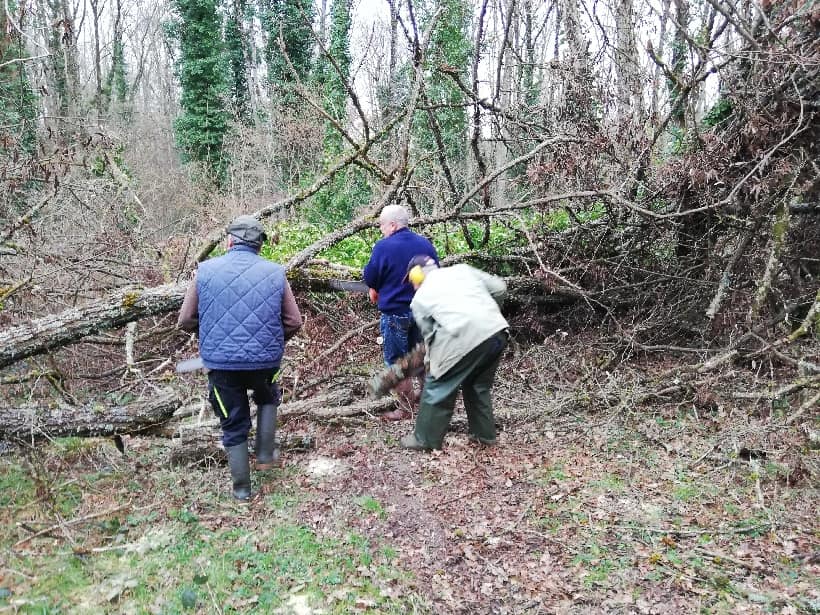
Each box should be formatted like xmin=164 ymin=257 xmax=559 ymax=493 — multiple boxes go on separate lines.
xmin=0 ymin=277 xmax=363 ymax=370
xmin=0 ymin=389 xmax=181 ymax=440
xmin=0 ymin=283 xmax=187 ymax=370
xmin=0 ymin=271 xmax=583 ymax=371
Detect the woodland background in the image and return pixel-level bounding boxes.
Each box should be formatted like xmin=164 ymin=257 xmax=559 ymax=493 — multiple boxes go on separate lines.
xmin=0 ymin=0 xmax=818 ymax=611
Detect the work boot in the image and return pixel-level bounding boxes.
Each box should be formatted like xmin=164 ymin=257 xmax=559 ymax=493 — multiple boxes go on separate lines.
xmin=468 ymin=433 xmax=497 ymax=446
xmin=225 ymin=443 xmax=251 ymax=501
xmin=399 ymin=433 xmax=431 ymax=451
xmin=255 ymin=404 xmax=280 ymax=470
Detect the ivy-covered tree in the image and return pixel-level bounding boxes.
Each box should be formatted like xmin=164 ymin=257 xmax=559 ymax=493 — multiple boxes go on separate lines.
xmin=103 ymin=0 xmax=129 ymax=112
xmin=45 ymin=0 xmax=80 ymax=123
xmin=169 ymin=0 xmax=230 ymax=183
xmin=260 ymin=0 xmax=315 ymax=109
xmin=0 ymin=0 xmax=38 ymax=155
xmin=414 ymin=0 xmax=471 ymax=185
xmin=310 ymin=0 xmax=370 ymax=224
xmin=319 ymin=0 xmax=351 ymax=154
xmin=224 ymin=0 xmax=251 ymax=121
xmin=668 ymin=0 xmax=690 ymax=139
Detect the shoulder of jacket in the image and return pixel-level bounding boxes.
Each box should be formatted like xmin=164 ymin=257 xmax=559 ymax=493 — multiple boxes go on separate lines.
xmin=257 ymin=258 xmax=284 ymax=272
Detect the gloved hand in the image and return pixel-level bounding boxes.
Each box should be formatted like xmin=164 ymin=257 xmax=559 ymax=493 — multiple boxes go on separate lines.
xmin=368 ymin=288 xmax=379 ymax=304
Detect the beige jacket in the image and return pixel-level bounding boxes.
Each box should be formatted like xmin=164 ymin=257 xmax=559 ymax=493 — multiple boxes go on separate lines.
xmin=410 ymin=264 xmax=508 ymax=379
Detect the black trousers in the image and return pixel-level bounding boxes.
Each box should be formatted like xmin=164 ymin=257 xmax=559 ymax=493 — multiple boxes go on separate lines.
xmin=207 ymin=368 xmax=281 ymax=447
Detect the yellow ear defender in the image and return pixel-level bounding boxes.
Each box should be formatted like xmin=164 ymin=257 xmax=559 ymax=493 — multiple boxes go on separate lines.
xmin=408 ymin=265 xmax=426 ymax=286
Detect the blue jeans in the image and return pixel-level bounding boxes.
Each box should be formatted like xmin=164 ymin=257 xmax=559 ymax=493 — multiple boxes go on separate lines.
xmin=380 ymin=311 xmax=421 ymax=366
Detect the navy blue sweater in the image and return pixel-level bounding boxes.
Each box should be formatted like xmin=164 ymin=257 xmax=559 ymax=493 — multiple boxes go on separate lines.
xmin=363 ymin=227 xmax=438 ymax=314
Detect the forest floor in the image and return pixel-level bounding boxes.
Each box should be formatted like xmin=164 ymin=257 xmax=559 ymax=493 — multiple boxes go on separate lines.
xmin=1 ymin=335 xmax=818 ymax=614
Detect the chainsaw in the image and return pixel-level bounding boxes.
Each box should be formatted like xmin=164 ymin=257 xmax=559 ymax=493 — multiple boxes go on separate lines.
xmin=367 ymin=343 xmax=426 ymax=399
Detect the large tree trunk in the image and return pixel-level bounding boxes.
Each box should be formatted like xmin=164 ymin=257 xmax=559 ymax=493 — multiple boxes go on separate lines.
xmin=0 ymin=389 xmax=180 ymax=439
xmin=0 ymin=272 xmax=581 ymax=371
xmin=0 ymin=283 xmax=187 ymax=370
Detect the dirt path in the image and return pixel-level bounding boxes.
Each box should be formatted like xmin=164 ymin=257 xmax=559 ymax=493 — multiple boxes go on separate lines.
xmin=265 ymin=390 xmax=818 ymax=614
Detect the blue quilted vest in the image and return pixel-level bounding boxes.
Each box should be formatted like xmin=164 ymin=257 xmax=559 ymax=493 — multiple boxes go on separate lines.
xmin=197 ymin=245 xmax=286 ymax=370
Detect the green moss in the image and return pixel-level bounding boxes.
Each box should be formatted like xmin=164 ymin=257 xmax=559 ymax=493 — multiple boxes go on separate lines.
xmin=121 ymin=292 xmax=140 ymax=308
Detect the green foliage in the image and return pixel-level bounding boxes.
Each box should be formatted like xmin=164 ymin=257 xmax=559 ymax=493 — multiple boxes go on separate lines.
xmin=102 ymin=18 xmax=129 ymax=113
xmin=308 ymin=166 xmax=371 ymax=225
xmin=261 ymin=0 xmax=314 ymax=108
xmin=413 ymin=0 xmax=471 ymax=175
xmin=356 ymin=495 xmax=386 ymax=519
xmin=702 ymin=98 xmax=733 ymax=128
xmin=302 ymin=0 xmax=363 ymax=224
xmin=0 ymin=1 xmax=38 ymax=154
xmin=316 ymin=0 xmax=352 ymax=155
xmin=91 ymin=144 xmax=127 ymax=178
xmin=262 ymin=207 xmax=608 ymax=272
xmin=6 ymin=508 xmax=413 ymax=612
xmin=224 ymin=0 xmax=251 ymax=121
xmin=572 ymin=541 xmax=617 ymax=587
xmin=263 ymin=220 xmax=380 ymax=268
xmin=0 ymin=462 xmax=34 ymax=508
xmin=168 ymin=0 xmax=231 ymax=184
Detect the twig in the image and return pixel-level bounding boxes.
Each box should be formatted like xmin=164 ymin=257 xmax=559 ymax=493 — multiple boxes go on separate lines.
xmin=14 ymin=504 xmax=130 ymax=549
xmin=705 ymin=224 xmax=757 ymax=320
xmin=694 ymin=546 xmax=763 ymax=571
xmin=609 ymin=522 xmax=771 ymax=536
xmin=0 ymin=190 xmax=56 ymax=244
xmin=786 ymin=289 xmax=820 ymax=343
xmin=785 ymin=390 xmax=820 ymax=426
xmin=305 ymin=319 xmax=379 ymax=373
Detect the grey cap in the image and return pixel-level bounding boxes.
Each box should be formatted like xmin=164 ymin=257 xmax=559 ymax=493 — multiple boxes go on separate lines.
xmin=226 ymin=215 xmax=267 ymax=246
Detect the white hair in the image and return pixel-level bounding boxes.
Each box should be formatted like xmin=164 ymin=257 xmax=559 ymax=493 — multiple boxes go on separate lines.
xmin=379 ymin=204 xmax=409 ymax=228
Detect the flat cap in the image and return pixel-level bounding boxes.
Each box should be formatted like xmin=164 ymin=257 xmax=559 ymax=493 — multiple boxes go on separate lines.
xmin=226 ymin=215 xmax=267 ymax=246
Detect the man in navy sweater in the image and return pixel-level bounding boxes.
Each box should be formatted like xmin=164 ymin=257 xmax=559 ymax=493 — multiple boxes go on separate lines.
xmin=178 ymin=215 xmax=302 ymax=501
xmin=363 ymin=205 xmax=439 ymax=420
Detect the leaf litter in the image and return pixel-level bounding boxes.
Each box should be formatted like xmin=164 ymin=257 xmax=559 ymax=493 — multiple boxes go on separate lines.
xmin=2 ymin=333 xmax=817 ymax=613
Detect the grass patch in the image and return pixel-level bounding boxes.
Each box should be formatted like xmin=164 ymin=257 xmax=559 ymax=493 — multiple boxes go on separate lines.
xmin=356 ymin=495 xmax=387 ymax=519
xmin=572 ymin=542 xmax=617 ymax=587
xmin=8 ymin=521 xmax=416 ymax=613
xmin=590 ymin=474 xmax=626 ymax=492
xmin=672 ymin=480 xmax=699 ymax=502
xmin=537 ymin=464 xmax=568 ymax=484
xmin=0 ymin=462 xmax=34 ymax=508
xmin=2 ymin=445 xmax=421 ymax=614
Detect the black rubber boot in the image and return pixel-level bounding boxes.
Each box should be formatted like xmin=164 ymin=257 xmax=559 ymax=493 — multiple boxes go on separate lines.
xmin=225 ymin=443 xmax=251 ymax=501
xmin=255 ymin=404 xmax=280 ymax=470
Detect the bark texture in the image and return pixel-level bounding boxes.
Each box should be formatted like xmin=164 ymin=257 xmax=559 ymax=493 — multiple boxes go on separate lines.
xmin=0 ymin=388 xmax=181 ymax=439
xmin=0 ymin=283 xmax=187 ymax=370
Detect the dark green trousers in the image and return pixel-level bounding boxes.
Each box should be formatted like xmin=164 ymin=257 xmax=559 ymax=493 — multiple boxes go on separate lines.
xmin=414 ymin=331 xmax=508 ymax=449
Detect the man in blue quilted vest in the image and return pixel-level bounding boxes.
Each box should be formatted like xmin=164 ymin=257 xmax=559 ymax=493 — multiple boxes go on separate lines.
xmin=178 ymin=215 xmax=302 ymax=501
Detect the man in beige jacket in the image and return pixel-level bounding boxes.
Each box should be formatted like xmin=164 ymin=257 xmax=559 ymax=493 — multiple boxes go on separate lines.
xmin=399 ymin=256 xmax=509 ymax=450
